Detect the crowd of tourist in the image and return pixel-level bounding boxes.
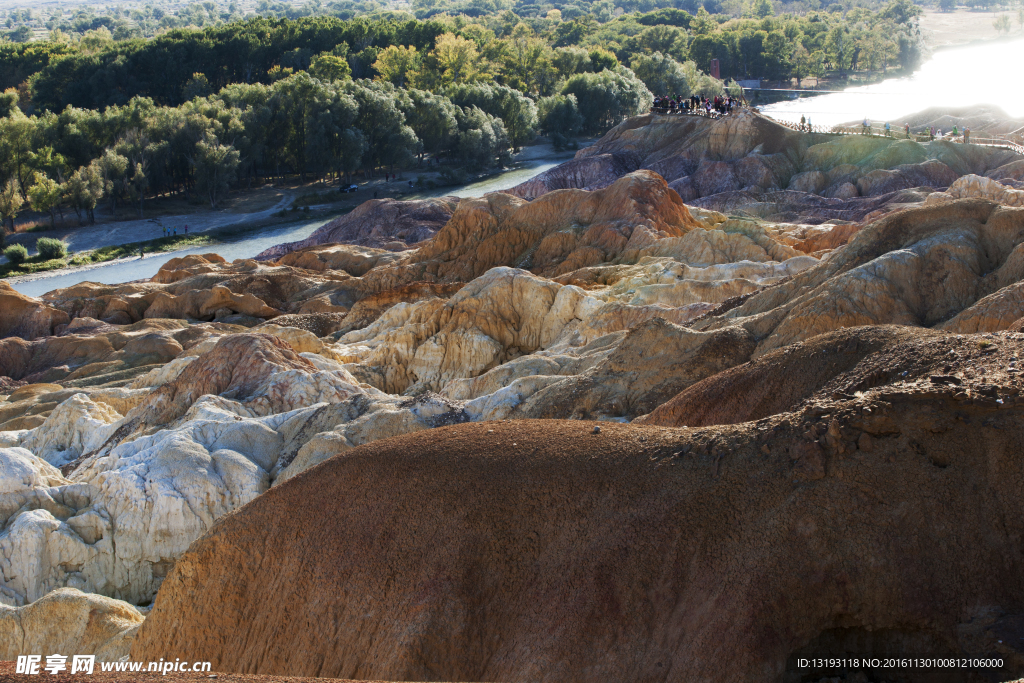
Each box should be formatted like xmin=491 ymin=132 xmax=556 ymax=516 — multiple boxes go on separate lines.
xmin=652 ymin=94 xmax=739 ymax=116
xmin=857 ymin=117 xmax=973 ymax=143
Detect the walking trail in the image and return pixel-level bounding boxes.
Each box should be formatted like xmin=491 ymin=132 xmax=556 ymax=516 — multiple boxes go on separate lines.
xmin=14 ymin=192 xmax=295 ymax=255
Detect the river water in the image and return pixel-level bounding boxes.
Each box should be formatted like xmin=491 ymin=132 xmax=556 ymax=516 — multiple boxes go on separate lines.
xmin=8 ymin=155 xmax=573 ymax=298
xmin=761 ymin=37 xmax=1024 ymax=127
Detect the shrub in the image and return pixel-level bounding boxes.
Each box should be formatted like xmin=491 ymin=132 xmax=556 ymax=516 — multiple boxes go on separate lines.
xmin=36 ymin=237 xmax=68 ymax=260
xmin=4 ymin=244 xmax=28 ymax=265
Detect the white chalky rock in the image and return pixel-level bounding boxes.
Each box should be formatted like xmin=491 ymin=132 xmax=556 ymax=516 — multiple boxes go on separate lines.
xmin=0 ymin=447 xmax=69 ymax=494
xmin=20 ymin=395 xmax=122 ymax=467
xmin=275 ymin=393 xmax=468 ymax=486
xmin=0 ymin=402 xmax=334 ymax=606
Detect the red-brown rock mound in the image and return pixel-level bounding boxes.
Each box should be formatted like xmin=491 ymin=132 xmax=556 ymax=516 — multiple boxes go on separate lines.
xmin=379 ymin=170 xmax=702 ymax=284
xmin=255 ymin=197 xmax=460 ymax=260
xmin=133 ymin=397 xmax=1024 ymax=682
xmin=637 ymin=325 xmax=1024 ymax=427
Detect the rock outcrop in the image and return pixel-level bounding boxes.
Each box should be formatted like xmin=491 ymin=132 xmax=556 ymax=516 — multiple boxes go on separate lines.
xmin=508 ymin=109 xmax=1021 ymax=224
xmin=693 ymin=200 xmax=1024 ymax=355
xmin=0 ymin=282 xmax=70 ymax=341
xmin=132 ymin=394 xmax=1024 ymax=681
xmin=0 ymin=587 xmax=143 ymax=661
xmin=925 ymin=173 xmax=1024 ymax=207
xmin=635 ymin=324 xmax=1012 ymax=427
xmin=255 ymin=196 xmax=459 ymax=260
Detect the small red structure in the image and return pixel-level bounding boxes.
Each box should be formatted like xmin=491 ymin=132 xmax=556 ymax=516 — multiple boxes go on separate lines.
xmin=710 ymin=59 xmax=720 ymax=80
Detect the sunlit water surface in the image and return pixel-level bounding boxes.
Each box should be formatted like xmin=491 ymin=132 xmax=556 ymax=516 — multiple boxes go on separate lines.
xmin=761 ymin=37 xmax=1024 ymax=127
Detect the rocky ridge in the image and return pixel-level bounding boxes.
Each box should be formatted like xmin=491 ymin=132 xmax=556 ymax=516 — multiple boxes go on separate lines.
xmin=508 ymin=109 xmax=1021 ymax=227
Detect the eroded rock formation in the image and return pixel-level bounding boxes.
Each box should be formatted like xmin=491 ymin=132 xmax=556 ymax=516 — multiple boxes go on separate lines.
xmin=508 ymin=109 xmax=1021 ymax=225
xmin=5 ymin=109 xmax=1024 ymax=682
xmin=256 ymin=196 xmax=460 ymax=259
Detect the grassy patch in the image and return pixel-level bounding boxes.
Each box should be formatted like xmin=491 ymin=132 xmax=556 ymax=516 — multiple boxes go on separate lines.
xmin=92 ymin=234 xmax=216 ymax=260
xmin=0 ymin=234 xmax=217 ymax=279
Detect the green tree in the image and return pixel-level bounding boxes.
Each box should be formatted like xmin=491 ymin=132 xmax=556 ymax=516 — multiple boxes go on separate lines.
xmin=561 ymin=66 xmax=653 ymax=135
xmin=688 ymin=33 xmax=733 ymax=78
xmin=761 ymin=30 xmax=791 ymax=81
xmin=28 ymin=172 xmax=63 ymax=229
xmin=552 ymin=47 xmax=592 ymax=79
xmin=310 ymin=53 xmax=353 ymax=82
xmin=993 ymin=15 xmax=1011 ymax=33
xmin=10 ymin=26 xmax=32 ymax=43
xmin=536 ymin=93 xmax=584 ymax=137
xmin=79 ymin=26 xmax=114 ymax=53
xmin=183 ymin=73 xmax=212 ymax=101
xmin=372 ymin=45 xmax=420 ymax=88
xmin=752 ymin=0 xmax=775 ymax=19
xmin=879 ymin=0 xmax=923 ymax=25
xmin=0 ymin=116 xmax=35 ymax=200
xmin=419 ymin=33 xmax=485 ymax=89
xmin=402 ymin=88 xmax=458 ymax=155
xmin=445 ymin=83 xmax=538 ymax=150
xmin=189 ymin=133 xmax=241 ymax=208
xmin=65 ymin=165 xmax=104 ymax=224
xmin=454 ymin=105 xmax=510 ymax=170
xmin=0 ymin=89 xmax=19 ymax=118
xmin=825 ymin=25 xmax=853 ymax=73
xmin=115 ymin=129 xmax=158 ymax=218
xmin=630 ymin=25 xmax=689 ymax=62
xmin=589 ymin=49 xmax=619 ymax=73
xmin=97 ymin=149 xmax=129 ymax=215
xmin=0 ymin=177 xmax=23 ymax=234
xmin=681 ymin=59 xmax=726 ymax=96
xmin=553 ymin=18 xmax=593 ymax=47
xmin=4 ymin=244 xmax=28 ymax=264
xmin=691 ymin=8 xmax=718 ymax=36
xmin=342 ymin=79 xmax=419 ymax=174
xmin=497 ymin=27 xmax=556 ymax=95
xmin=630 ymin=52 xmax=691 ymax=98
xmin=792 ymin=43 xmax=811 ymax=86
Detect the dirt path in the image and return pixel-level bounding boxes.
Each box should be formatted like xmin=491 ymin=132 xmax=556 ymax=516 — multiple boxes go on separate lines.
xmin=12 ymin=193 xmax=294 ymax=256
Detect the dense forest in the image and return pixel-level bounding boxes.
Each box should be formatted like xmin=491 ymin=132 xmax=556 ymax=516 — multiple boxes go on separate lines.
xmin=0 ymin=0 xmax=925 ymax=236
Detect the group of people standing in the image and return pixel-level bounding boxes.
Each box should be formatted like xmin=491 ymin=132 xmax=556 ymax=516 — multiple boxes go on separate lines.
xmin=161 ymin=225 xmax=188 ymax=238
xmin=652 ymin=94 xmax=739 ymax=116
xmin=859 ymin=117 xmax=973 ymax=143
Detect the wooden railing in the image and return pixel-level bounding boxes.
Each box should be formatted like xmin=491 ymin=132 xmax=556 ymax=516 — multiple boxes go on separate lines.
xmin=647 ymin=107 xmax=1024 ymax=156
xmin=764 ymin=113 xmax=1024 ymax=155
